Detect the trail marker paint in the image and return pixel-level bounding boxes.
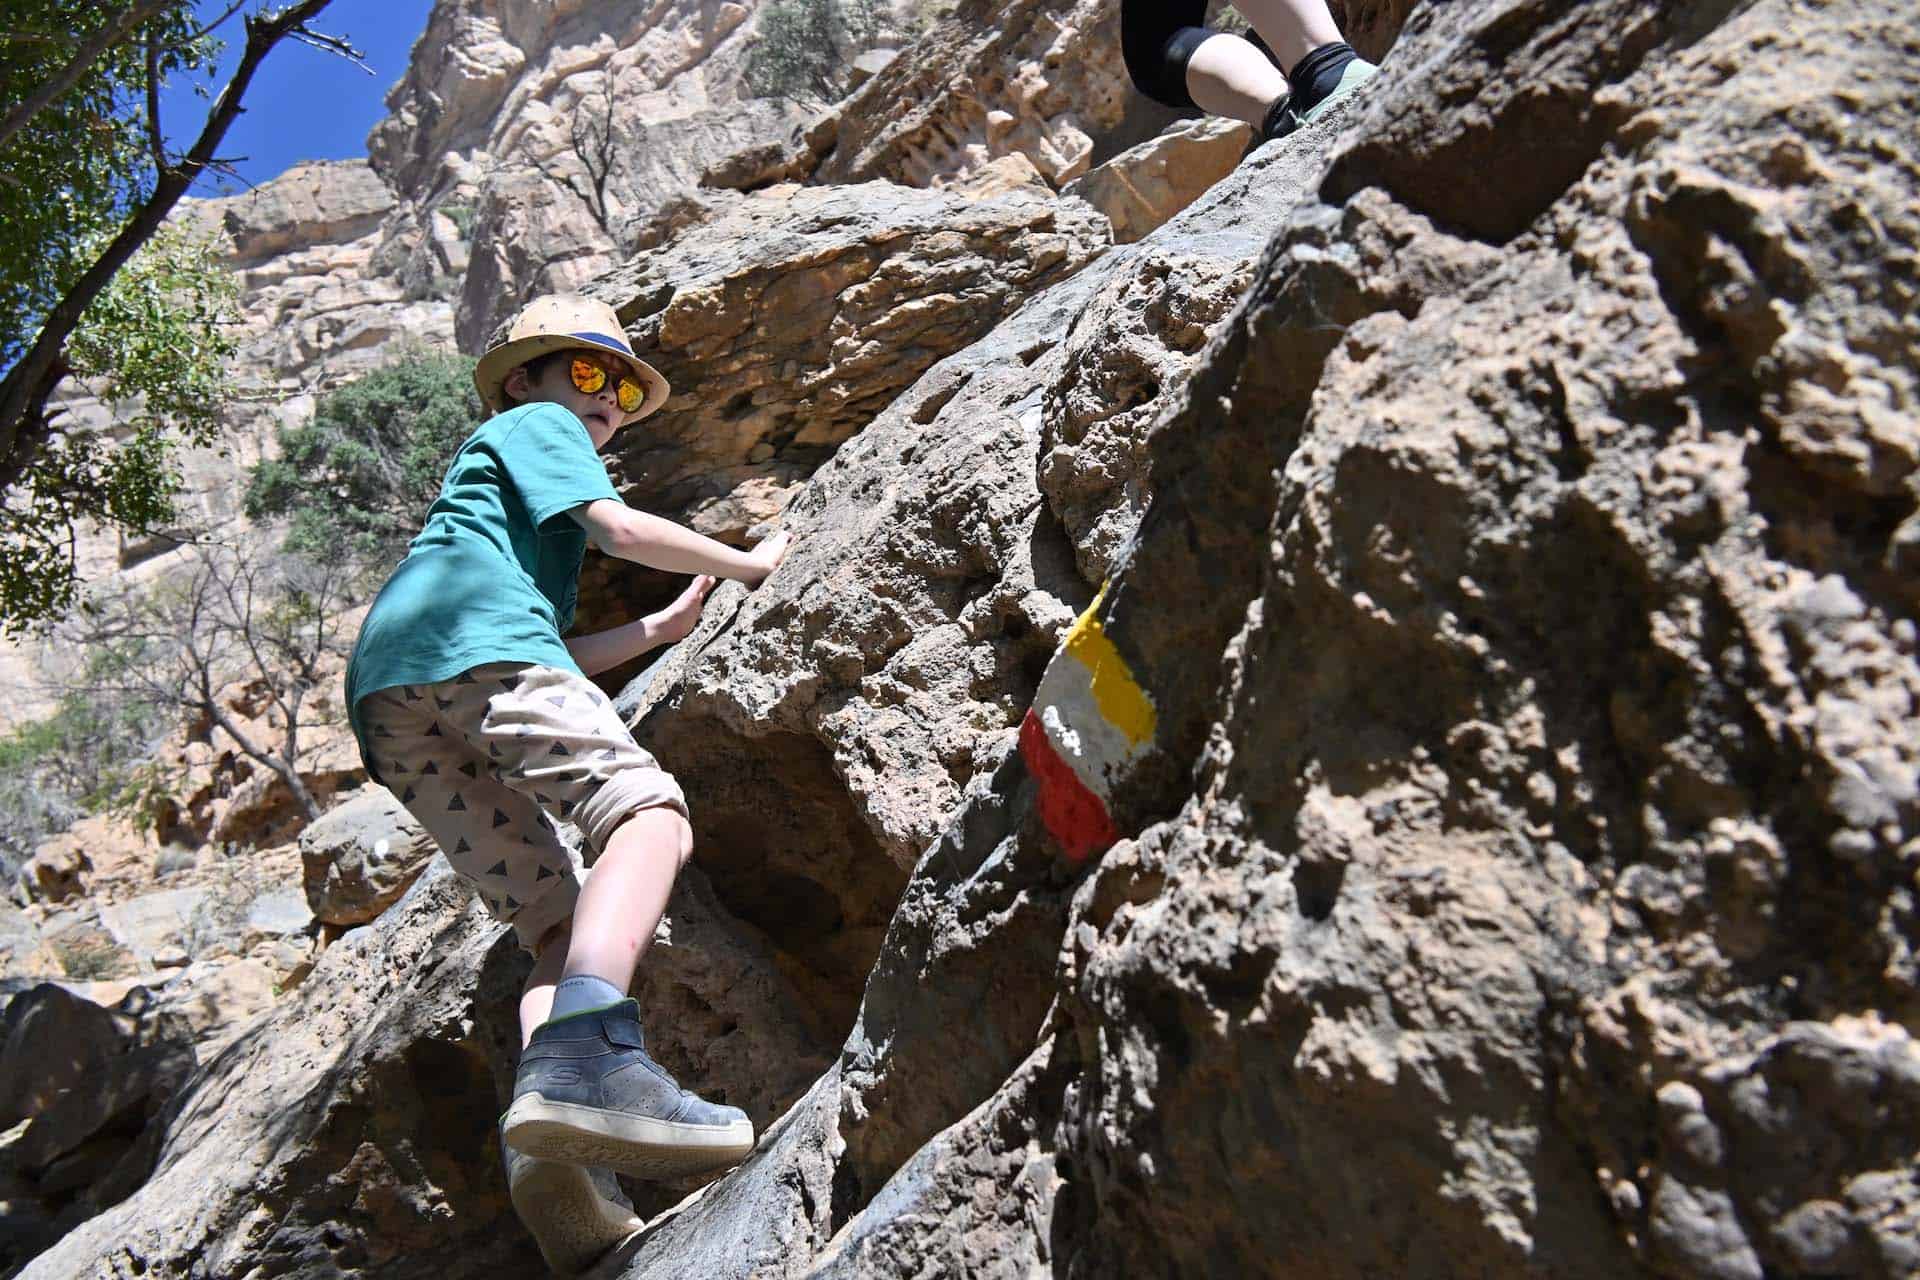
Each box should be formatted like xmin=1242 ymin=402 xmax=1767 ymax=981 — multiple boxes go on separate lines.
xmin=1018 ymin=583 xmax=1155 ymax=862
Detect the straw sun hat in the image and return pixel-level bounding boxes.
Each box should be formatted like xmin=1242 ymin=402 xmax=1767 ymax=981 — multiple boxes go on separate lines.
xmin=472 ymin=294 xmax=671 ymax=419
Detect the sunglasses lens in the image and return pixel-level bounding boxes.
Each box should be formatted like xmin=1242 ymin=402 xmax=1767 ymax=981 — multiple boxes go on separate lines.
xmin=616 ymin=378 xmax=644 ymax=413
xmin=570 ymin=358 xmax=607 ymax=394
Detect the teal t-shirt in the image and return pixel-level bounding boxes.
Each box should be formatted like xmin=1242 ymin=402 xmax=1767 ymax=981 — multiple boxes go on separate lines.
xmin=345 ymin=402 xmax=621 ymax=778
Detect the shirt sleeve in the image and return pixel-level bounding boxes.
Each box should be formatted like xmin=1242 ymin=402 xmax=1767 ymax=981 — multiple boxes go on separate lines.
xmin=494 ymin=403 xmax=622 ymax=531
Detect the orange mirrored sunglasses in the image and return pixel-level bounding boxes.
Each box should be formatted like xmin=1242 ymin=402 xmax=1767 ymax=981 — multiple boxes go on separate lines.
xmin=569 ymin=355 xmax=645 ymax=414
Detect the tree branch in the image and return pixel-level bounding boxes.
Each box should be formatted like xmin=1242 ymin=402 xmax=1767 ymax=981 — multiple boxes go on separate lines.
xmin=144 ymin=24 xmax=167 ymax=175
xmin=190 ymin=0 xmax=251 ymax=41
xmin=0 ymin=0 xmax=180 ymax=157
xmin=0 ymin=0 xmax=342 ymax=501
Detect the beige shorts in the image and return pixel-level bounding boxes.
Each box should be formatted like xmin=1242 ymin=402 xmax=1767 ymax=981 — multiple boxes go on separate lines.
xmin=358 ymin=662 xmax=688 ymax=951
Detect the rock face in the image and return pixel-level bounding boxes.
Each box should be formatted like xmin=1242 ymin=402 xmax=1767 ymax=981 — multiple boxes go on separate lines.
xmin=300 ymin=787 xmax=441 ymax=926
xmin=1061 ymin=115 xmax=1254 ymax=245
xmin=713 ymin=0 xmax=1408 ymax=199
xmin=592 ymin=181 xmax=1110 ymax=541
xmin=369 ymin=0 xmax=807 ymax=350
xmin=605 ymin=0 xmax=1916 ymax=1275
xmin=18 ymin=864 xmax=540 ymax=1280
xmin=0 ymin=985 xmax=196 ymax=1273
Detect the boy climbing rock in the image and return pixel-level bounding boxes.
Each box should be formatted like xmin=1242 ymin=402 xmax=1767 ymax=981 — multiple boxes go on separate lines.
xmin=1121 ymin=0 xmax=1378 ymax=142
xmin=344 ymin=294 xmax=789 ymax=1273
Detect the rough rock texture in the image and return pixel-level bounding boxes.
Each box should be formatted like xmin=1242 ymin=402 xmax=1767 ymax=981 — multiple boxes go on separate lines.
xmin=1061 ymin=115 xmax=1254 ymax=245
xmin=595 ymin=0 xmax=1917 ymax=1275
xmin=588 ymin=181 xmax=1110 ymax=543
xmin=710 ymin=0 xmax=1158 ymax=194
xmin=0 ymin=985 xmax=196 ymax=1273
xmin=369 ymin=0 xmax=807 ymax=349
xmin=710 ymin=0 xmax=1402 ymax=198
xmin=300 ymin=787 xmax=441 ymax=926
xmin=18 ymin=863 xmax=539 ymax=1280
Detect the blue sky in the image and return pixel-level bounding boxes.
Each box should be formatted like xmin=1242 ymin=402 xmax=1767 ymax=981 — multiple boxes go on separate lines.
xmin=160 ymin=0 xmax=434 ymax=194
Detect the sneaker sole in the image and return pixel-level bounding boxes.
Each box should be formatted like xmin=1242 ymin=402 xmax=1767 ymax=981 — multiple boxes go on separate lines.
xmin=508 ymin=1159 xmax=643 ymax=1276
xmin=503 ymin=1094 xmax=756 ymax=1181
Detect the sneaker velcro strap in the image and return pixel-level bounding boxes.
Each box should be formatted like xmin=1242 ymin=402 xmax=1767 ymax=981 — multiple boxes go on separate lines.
xmin=605 ymin=1019 xmax=646 ymax=1050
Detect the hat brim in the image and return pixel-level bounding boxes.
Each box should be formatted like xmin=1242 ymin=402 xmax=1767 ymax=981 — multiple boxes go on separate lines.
xmin=473 ymin=332 xmax=671 ymax=420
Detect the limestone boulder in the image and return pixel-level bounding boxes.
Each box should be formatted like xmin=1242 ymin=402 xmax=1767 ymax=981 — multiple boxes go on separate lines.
xmin=15 ymin=843 xmax=88 ymax=905
xmin=801 ymin=0 xmax=1147 ymax=190
xmin=586 ymin=181 xmax=1110 ymax=546
xmin=300 ymin=786 xmax=441 ymax=926
xmin=147 ymin=958 xmax=279 ymax=1053
xmin=0 ymin=984 xmax=124 ymax=1129
xmin=18 ymin=862 xmax=540 ymax=1280
xmin=178 ymin=160 xmax=395 ymax=266
xmin=710 ymin=0 xmax=1408 ymax=199
xmin=16 ymin=841 xmax=847 ymax=1276
xmin=97 ymin=890 xmax=206 ymax=968
xmin=598 ymin=0 xmax=1916 ymax=1275
xmin=0 ymin=985 xmax=196 ymax=1274
xmin=39 ymin=908 xmax=137 ymax=984
xmin=1062 ymin=114 xmax=1254 ymax=244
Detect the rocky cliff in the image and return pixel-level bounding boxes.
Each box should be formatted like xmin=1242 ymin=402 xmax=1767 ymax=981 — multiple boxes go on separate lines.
xmin=9 ymin=0 xmax=1920 ymax=1277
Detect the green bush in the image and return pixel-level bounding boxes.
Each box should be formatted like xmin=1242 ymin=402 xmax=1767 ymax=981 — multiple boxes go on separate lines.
xmin=0 ymin=684 xmax=170 ymax=879
xmin=245 ymin=348 xmax=481 ymax=568
xmin=747 ymin=0 xmax=896 ymax=102
xmin=2 ymin=222 xmax=241 ymax=633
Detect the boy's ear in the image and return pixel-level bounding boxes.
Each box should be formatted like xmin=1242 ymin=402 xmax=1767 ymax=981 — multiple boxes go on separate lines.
xmin=503 ymin=365 xmax=532 ymax=399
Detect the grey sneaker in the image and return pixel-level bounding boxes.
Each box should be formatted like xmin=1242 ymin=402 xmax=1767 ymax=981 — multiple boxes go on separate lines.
xmin=501 ymin=999 xmax=755 ymax=1181
xmin=501 ymin=1121 xmax=642 ymax=1276
xmin=1301 ymin=58 xmax=1377 ymax=123
xmin=1263 ymin=59 xmax=1379 ymax=140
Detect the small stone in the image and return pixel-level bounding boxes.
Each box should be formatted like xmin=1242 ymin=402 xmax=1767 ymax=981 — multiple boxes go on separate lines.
xmin=1771 ymin=1200 xmax=1859 ymax=1273
xmin=1830 ymin=828 xmax=1877 ymax=863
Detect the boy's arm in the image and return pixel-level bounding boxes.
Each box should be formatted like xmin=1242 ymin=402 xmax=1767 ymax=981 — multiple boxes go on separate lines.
xmin=564 ymin=575 xmax=715 ymax=676
xmin=569 ymin=499 xmax=786 ymax=585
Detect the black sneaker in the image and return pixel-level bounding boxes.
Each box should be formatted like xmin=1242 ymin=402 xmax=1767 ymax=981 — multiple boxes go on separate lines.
xmin=501 ymin=1117 xmax=642 ymax=1275
xmin=502 ymin=999 xmax=755 ymax=1180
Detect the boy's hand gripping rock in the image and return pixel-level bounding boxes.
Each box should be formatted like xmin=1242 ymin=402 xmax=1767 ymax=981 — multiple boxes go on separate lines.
xmin=645 ymin=574 xmax=715 ymax=646
xmin=744 ymin=530 xmax=792 ymax=586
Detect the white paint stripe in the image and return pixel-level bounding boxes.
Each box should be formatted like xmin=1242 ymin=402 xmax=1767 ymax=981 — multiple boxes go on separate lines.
xmin=1032 ymin=654 xmax=1151 ymax=806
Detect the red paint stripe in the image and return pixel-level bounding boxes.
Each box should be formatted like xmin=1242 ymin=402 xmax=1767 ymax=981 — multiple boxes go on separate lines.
xmin=1019 ymin=709 xmax=1119 ymax=864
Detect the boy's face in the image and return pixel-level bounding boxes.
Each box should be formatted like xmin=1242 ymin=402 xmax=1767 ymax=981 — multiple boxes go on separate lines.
xmin=506 ymin=349 xmax=644 ymax=448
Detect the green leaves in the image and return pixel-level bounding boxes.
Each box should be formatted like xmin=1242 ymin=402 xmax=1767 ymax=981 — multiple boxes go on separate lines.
xmin=0 ymin=1 xmax=215 ymax=376
xmin=0 ymin=225 xmax=239 ymax=633
xmin=0 ymin=2 xmax=234 ymax=633
xmin=746 ymin=0 xmax=897 ymax=103
xmin=244 ymin=349 xmax=482 ymax=568
xmin=66 ymin=222 xmax=241 ymax=447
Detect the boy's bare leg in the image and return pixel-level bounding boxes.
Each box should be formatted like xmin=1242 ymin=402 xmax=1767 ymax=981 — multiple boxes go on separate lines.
xmin=1237 ymin=0 xmax=1343 ymax=71
xmin=520 ymin=924 xmax=570 ymax=1048
xmin=1185 ymin=33 xmax=1290 ymax=125
xmin=1184 ymin=0 xmax=1347 ymax=126
xmin=560 ymin=806 xmax=691 ymax=994
xmin=506 ymin=805 xmax=750 ymax=1180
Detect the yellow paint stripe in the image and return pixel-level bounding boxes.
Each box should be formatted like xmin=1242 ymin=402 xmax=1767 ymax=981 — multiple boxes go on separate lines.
xmin=1059 ymin=582 xmax=1156 ymax=748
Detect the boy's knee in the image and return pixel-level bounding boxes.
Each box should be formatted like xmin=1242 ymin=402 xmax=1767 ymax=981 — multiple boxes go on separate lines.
xmin=669 ymin=810 xmax=694 ymax=870
xmin=618 ymin=804 xmax=692 ymax=871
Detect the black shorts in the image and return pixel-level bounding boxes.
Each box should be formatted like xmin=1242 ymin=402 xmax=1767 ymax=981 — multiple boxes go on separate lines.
xmin=1120 ymin=0 xmax=1279 ymax=111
